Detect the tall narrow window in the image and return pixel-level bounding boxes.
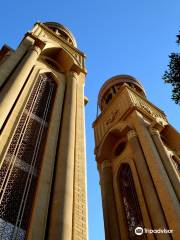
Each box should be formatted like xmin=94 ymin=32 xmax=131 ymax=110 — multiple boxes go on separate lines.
xmin=119 ymin=164 xmax=146 ymax=239
xmin=0 ymin=73 xmax=56 ymax=239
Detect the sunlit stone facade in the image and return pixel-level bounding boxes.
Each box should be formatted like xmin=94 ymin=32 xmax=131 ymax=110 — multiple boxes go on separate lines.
xmin=93 ymin=75 xmax=180 ymax=239
xmin=0 ymin=22 xmax=88 ymax=240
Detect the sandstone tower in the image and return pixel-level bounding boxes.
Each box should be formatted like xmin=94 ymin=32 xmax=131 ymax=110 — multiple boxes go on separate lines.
xmin=93 ymin=75 xmax=180 ymax=239
xmin=0 ymin=22 xmax=88 ymax=240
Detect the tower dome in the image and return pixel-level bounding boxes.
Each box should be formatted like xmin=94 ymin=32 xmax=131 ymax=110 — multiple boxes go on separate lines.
xmin=44 ymin=22 xmax=77 ymax=47
xmin=98 ymin=74 xmax=146 ymax=111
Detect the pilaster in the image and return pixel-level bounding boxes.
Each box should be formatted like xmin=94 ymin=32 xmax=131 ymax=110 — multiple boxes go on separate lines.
xmin=0 ymin=36 xmax=35 ymax=88
xmin=72 ymin=73 xmax=88 ymax=240
xmin=0 ymin=44 xmax=42 ymax=131
xmin=99 ymin=160 xmax=120 ymax=240
xmin=131 ymin=112 xmax=180 ymax=238
xmin=48 ymin=71 xmax=77 ymax=240
xmin=127 ymin=130 xmax=169 ymax=240
xmin=150 ymin=127 xmax=180 ymax=201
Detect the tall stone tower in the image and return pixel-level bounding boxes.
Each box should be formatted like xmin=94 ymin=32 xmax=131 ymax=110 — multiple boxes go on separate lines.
xmin=93 ymin=75 xmax=180 ymax=239
xmin=0 ymin=22 xmax=88 ymax=240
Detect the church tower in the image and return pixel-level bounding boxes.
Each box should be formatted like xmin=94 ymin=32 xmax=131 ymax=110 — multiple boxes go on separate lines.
xmin=93 ymin=75 xmax=180 ymax=239
xmin=0 ymin=22 xmax=88 ymax=240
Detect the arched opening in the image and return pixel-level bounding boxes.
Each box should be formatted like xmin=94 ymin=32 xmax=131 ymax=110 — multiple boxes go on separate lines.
xmin=114 ymin=141 xmax=126 ymax=157
xmin=42 ymin=56 xmax=64 ymax=73
xmin=0 ymin=73 xmax=56 ymax=239
xmin=41 ymin=47 xmax=79 ymax=73
xmin=105 ymin=92 xmax=113 ymax=104
xmin=119 ymin=163 xmax=146 ymax=239
xmin=98 ymin=129 xmax=127 ymax=161
xmin=96 ymin=122 xmax=131 ymax=163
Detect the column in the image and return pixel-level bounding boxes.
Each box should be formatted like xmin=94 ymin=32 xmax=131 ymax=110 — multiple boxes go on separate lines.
xmin=72 ymin=74 xmax=88 ymax=240
xmin=0 ymin=36 xmax=34 ymax=88
xmin=48 ymin=71 xmax=77 ymax=240
xmin=127 ymin=130 xmax=170 ymax=240
xmin=99 ymin=160 xmax=120 ymax=240
xmin=0 ymin=44 xmax=41 ymax=131
xmin=150 ymin=128 xmax=180 ymax=200
xmin=132 ymin=112 xmax=180 ymax=238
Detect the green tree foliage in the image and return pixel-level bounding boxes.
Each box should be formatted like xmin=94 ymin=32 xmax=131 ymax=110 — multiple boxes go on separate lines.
xmin=163 ymin=31 xmax=180 ymax=104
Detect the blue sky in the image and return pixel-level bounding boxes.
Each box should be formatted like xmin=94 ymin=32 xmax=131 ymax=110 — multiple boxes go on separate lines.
xmin=0 ymin=1 xmax=180 ymax=239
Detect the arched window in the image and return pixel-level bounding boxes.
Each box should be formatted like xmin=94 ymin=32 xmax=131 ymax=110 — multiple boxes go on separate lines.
xmin=0 ymin=73 xmax=56 ymax=239
xmin=114 ymin=141 xmax=126 ymax=157
xmin=119 ymin=164 xmax=146 ymax=239
xmin=105 ymin=92 xmax=112 ymax=104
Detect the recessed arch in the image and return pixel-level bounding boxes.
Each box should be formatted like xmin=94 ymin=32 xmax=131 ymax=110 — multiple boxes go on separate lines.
xmin=100 ymin=129 xmax=125 ymax=160
xmin=41 ymin=56 xmax=65 ymax=73
xmin=41 ymin=46 xmax=81 ymax=72
xmin=96 ymin=122 xmax=132 ymax=162
xmin=114 ymin=141 xmax=126 ymax=157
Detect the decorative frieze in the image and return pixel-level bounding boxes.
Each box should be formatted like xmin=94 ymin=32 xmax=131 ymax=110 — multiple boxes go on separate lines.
xmin=129 ymin=90 xmax=167 ymax=122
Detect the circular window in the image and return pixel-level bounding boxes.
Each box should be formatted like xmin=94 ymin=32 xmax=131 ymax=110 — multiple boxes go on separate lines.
xmin=114 ymin=141 xmax=126 ymax=156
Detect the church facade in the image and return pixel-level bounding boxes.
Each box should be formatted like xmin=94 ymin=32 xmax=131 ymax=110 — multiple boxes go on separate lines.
xmin=0 ymin=22 xmax=88 ymax=240
xmin=93 ymin=75 xmax=180 ymax=239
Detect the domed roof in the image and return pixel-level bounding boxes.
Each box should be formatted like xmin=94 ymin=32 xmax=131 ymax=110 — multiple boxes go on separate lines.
xmin=44 ymin=22 xmax=77 ymax=47
xmin=98 ymin=74 xmax=146 ymax=111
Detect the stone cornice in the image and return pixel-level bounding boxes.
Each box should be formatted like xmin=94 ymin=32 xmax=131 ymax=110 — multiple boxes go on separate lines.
xmin=33 ymin=22 xmax=86 ymax=57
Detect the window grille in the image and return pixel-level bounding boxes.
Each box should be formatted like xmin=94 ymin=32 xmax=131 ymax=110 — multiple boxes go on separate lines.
xmin=0 ymin=73 xmax=56 ymax=239
xmin=119 ymin=164 xmax=146 ymax=239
